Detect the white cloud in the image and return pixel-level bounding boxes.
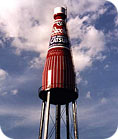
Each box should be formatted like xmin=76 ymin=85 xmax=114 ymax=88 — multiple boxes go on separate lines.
xmin=104 ymin=64 xmax=109 ymax=70
xmin=0 ymin=69 xmax=8 ymax=96
xmin=0 ymin=40 xmax=4 ymax=48
xmin=0 ymin=0 xmax=106 ymax=75
xmin=0 ymin=104 xmax=55 ymax=129
xmin=78 ymin=97 xmax=118 ymax=129
xmin=101 ymin=97 xmax=107 ymax=104
xmin=11 ymin=89 xmax=18 ymax=95
xmin=67 ymin=16 xmax=89 ymax=40
xmin=67 ymin=12 xmax=106 ymax=72
xmin=0 ymin=0 xmax=69 ymax=56
xmin=80 ymin=26 xmax=105 ymax=57
xmin=72 ymin=48 xmax=92 ymax=71
xmin=17 ymin=6 xmax=106 ymax=72
xmin=70 ymin=24 xmax=105 ymax=72
xmin=29 ymin=56 xmax=44 ymax=69
xmin=66 ymin=0 xmax=105 ymax=16
xmin=0 ymin=69 xmax=8 ymax=81
xmin=1 ymin=92 xmax=8 ymax=96
xmin=0 ymin=105 xmax=41 ymax=128
xmin=0 ymin=69 xmax=38 ymax=96
xmin=86 ymin=91 xmax=91 ymax=99
xmin=0 ymin=0 xmax=106 ymax=57
xmin=12 ymin=24 xmax=50 ymax=57
xmin=115 ymin=16 xmax=118 ymax=26
xmin=76 ymin=72 xmax=82 ymax=84
xmin=0 ymin=0 xmax=53 ymax=57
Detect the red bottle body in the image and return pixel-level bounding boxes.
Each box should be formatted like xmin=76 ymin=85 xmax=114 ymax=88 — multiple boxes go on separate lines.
xmin=39 ymin=8 xmax=78 ymax=104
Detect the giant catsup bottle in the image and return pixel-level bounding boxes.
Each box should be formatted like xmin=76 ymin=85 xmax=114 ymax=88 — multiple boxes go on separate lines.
xmin=39 ymin=7 xmax=78 ymax=104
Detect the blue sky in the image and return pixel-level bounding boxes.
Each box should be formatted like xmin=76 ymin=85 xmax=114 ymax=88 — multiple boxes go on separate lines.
xmin=0 ymin=0 xmax=118 ymax=139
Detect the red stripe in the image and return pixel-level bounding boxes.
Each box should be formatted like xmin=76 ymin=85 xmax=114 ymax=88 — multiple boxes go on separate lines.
xmin=42 ymin=58 xmax=48 ymax=89
xmin=61 ymin=56 xmax=64 ymax=88
xmin=42 ymin=48 xmax=75 ymax=90
xmin=53 ymin=56 xmax=56 ymax=88
xmin=66 ymin=55 xmax=69 ymax=88
xmin=51 ymin=56 xmax=54 ymax=88
xmin=62 ymin=55 xmax=64 ymax=88
xmin=45 ymin=57 xmax=50 ymax=89
xmin=56 ymin=56 xmax=58 ymax=88
xmin=54 ymin=56 xmax=57 ymax=88
xmin=59 ymin=56 xmax=61 ymax=88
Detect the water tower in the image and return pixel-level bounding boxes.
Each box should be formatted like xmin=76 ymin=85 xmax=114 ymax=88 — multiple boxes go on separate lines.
xmin=38 ymin=7 xmax=79 ymax=139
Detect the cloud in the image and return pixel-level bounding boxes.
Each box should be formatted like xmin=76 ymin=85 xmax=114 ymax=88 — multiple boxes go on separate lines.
xmin=104 ymin=64 xmax=109 ymax=70
xmin=78 ymin=98 xmax=118 ymax=130
xmin=115 ymin=15 xmax=118 ymax=26
xmin=0 ymin=0 xmax=108 ymax=85
xmin=101 ymin=97 xmax=107 ymax=104
xmin=1 ymin=92 xmax=8 ymax=96
xmin=0 ymin=68 xmax=38 ymax=96
xmin=86 ymin=91 xmax=91 ymax=99
xmin=28 ymin=9 xmax=106 ymax=72
xmin=0 ymin=0 xmax=106 ymax=55
xmin=0 ymin=69 xmax=8 ymax=81
xmin=0 ymin=96 xmax=117 ymax=131
xmin=66 ymin=0 xmax=105 ymax=16
xmin=0 ymin=104 xmax=41 ymax=128
xmin=0 ymin=103 xmax=56 ymax=130
xmin=29 ymin=56 xmax=44 ymax=69
xmin=0 ymin=40 xmax=4 ymax=48
xmin=67 ymin=7 xmax=106 ymax=73
xmin=10 ymin=89 xmax=18 ymax=95
xmin=0 ymin=0 xmax=53 ymax=57
xmin=70 ymin=25 xmax=105 ymax=72
xmin=12 ymin=24 xmax=50 ymax=57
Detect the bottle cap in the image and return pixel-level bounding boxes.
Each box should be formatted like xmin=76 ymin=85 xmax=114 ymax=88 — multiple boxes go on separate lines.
xmin=54 ymin=7 xmax=66 ymax=15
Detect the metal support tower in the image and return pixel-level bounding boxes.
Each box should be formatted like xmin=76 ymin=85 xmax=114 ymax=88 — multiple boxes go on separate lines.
xmin=38 ymin=100 xmax=79 ymax=139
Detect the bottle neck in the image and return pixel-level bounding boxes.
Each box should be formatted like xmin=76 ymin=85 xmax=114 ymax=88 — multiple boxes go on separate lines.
xmin=48 ymin=13 xmax=69 ymax=50
xmin=54 ymin=13 xmax=66 ymax=20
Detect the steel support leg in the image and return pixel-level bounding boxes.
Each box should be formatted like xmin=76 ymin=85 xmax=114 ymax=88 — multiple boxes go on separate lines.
xmin=72 ymin=101 xmax=78 ymax=139
xmin=39 ymin=101 xmax=46 ymax=139
xmin=66 ymin=104 xmax=69 ymax=139
xmin=44 ymin=91 xmax=50 ymax=139
xmin=55 ymin=105 xmax=61 ymax=139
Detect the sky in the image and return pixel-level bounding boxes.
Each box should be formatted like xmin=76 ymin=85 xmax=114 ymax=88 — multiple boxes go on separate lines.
xmin=0 ymin=0 xmax=118 ymax=139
